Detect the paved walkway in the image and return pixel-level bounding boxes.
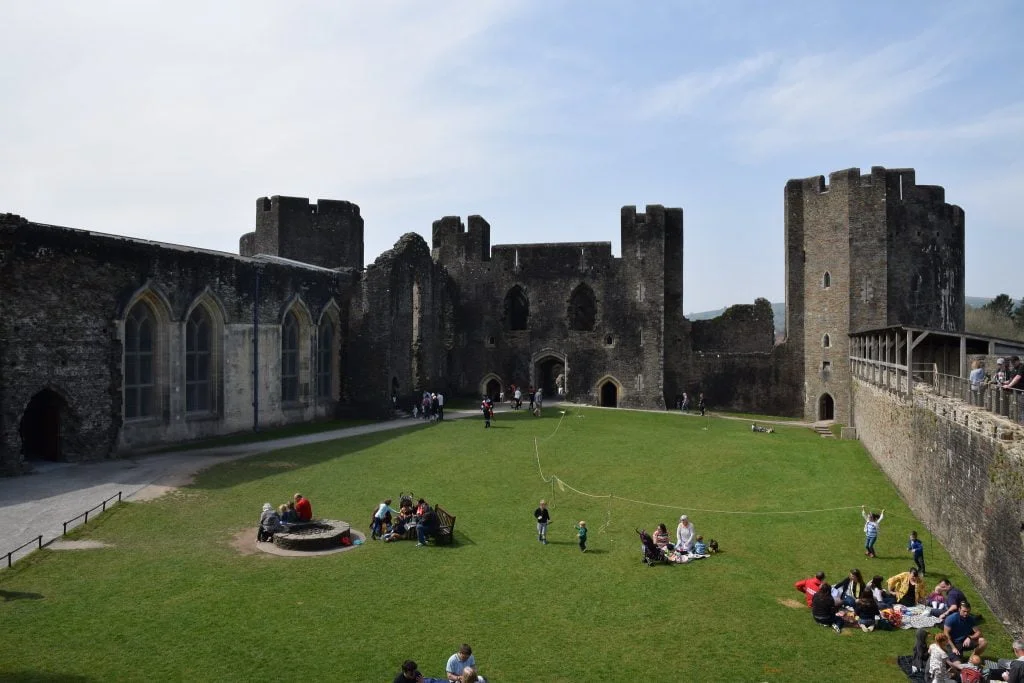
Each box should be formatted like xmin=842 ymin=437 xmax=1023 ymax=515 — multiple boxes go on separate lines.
xmin=0 ymin=409 xmax=483 ymax=567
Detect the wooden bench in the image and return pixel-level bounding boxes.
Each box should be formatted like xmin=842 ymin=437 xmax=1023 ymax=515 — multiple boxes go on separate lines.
xmin=433 ymin=505 xmax=456 ymax=545
xmin=402 ymin=505 xmax=456 ymax=545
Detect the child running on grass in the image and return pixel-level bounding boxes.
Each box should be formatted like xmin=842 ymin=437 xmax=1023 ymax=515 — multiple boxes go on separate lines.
xmin=533 ymin=500 xmax=551 ymax=545
xmin=908 ymin=530 xmax=926 ymax=575
xmin=861 ymin=505 xmax=884 ymax=558
xmin=575 ymin=520 xmax=587 ymax=553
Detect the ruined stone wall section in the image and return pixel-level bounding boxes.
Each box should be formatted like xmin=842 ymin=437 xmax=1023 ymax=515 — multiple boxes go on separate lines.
xmin=245 ymin=195 xmax=364 ymax=271
xmin=348 ymin=232 xmax=454 ymax=416
xmin=853 ymin=379 xmax=1024 ymax=635
xmin=690 ymin=298 xmax=775 ymax=354
xmin=0 ymin=217 xmax=350 ymax=472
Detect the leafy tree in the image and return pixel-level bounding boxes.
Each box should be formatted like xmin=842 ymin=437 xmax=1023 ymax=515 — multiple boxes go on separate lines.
xmin=981 ymin=293 xmax=1016 ymax=318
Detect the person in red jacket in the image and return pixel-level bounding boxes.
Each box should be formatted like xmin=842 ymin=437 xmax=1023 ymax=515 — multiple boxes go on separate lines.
xmin=293 ymin=493 xmax=312 ymax=521
xmin=795 ymin=571 xmax=826 ymax=607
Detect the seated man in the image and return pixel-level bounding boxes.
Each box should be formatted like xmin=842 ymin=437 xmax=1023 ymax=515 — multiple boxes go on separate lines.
xmin=416 ymin=500 xmax=438 ymax=547
xmin=1002 ymin=639 xmax=1024 ymax=682
xmin=795 ymin=571 xmax=825 ymax=607
xmin=293 ymin=492 xmax=313 ymax=521
xmin=944 ymin=601 xmax=988 ymax=660
xmin=446 ymin=644 xmax=485 ymax=682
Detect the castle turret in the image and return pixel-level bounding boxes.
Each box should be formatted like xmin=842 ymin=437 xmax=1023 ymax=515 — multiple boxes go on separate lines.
xmin=785 ymin=166 xmax=965 ymax=424
xmin=239 ymin=196 xmax=364 ymax=270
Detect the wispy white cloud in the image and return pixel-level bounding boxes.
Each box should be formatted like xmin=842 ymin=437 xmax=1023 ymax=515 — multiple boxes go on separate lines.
xmin=635 ymin=53 xmax=776 ymax=120
xmin=732 ymin=37 xmax=958 ymax=155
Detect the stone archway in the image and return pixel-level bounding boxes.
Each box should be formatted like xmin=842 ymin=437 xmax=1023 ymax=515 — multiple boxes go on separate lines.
xmin=818 ymin=393 xmax=835 ymax=421
xmin=535 ymin=357 xmax=564 ymax=399
xmin=479 ymin=374 xmax=503 ymax=402
xmin=600 ymin=381 xmax=618 ymax=408
xmin=19 ymin=388 xmax=73 ymax=462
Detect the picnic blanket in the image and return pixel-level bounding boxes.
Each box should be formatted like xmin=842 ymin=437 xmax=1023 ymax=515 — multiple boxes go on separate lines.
xmin=897 ymin=605 xmax=943 ymax=630
xmin=665 ymin=551 xmax=711 ymax=564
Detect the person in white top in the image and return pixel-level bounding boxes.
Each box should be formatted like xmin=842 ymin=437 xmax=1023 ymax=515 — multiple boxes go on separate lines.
xmin=437 ymin=392 xmax=445 ymax=421
xmin=676 ymin=515 xmax=696 ymax=553
xmin=927 ymin=632 xmax=952 ymax=683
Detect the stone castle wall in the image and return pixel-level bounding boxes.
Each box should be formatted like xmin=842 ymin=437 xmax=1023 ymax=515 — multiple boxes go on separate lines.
xmin=0 ymin=214 xmax=352 ymax=473
xmin=853 ymin=379 xmax=1024 ymax=636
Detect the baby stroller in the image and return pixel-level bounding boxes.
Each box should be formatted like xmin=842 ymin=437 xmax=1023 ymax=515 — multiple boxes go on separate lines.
xmin=636 ymin=528 xmax=669 ymax=566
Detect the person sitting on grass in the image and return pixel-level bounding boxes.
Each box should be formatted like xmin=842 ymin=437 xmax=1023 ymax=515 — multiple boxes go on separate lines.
xmin=888 ymin=568 xmax=927 ymax=607
xmin=652 ymin=523 xmax=673 ymax=551
xmin=854 ymin=591 xmax=884 ymax=632
xmin=676 ymin=515 xmax=696 ymax=553
xmin=869 ymin=574 xmax=896 ymax=608
xmin=833 ymin=568 xmax=867 ymax=607
xmin=446 ymin=644 xmax=485 ymax=682
xmin=795 ymin=571 xmax=825 ymax=607
xmin=383 ymin=501 xmax=415 ymax=542
xmin=810 ymin=582 xmax=844 ymax=633
xmin=944 ymin=601 xmax=988 ymax=661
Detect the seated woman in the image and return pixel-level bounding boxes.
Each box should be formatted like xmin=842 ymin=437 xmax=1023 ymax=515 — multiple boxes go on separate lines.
xmin=834 ymin=568 xmax=867 ymax=607
xmin=853 ymin=592 xmax=883 ymax=632
xmin=887 ymin=568 xmax=927 ymax=607
xmin=869 ymin=574 xmax=897 ymax=608
xmin=257 ymin=503 xmax=284 ymax=542
xmin=652 ymin=523 xmax=674 ymax=551
xmin=383 ymin=503 xmax=415 ymax=542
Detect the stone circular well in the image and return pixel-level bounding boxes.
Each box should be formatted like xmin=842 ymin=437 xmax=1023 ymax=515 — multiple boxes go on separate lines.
xmin=273 ymin=519 xmax=351 ymax=551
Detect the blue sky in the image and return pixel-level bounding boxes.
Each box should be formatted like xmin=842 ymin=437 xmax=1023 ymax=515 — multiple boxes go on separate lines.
xmin=2 ymin=1 xmax=1021 ymax=313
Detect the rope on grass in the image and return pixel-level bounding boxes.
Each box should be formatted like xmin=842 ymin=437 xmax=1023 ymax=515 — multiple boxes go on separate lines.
xmin=532 ymin=411 xmax=866 ymax=517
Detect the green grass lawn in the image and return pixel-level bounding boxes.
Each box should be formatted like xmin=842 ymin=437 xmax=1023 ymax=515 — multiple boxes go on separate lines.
xmin=0 ymin=408 xmax=1010 ymax=681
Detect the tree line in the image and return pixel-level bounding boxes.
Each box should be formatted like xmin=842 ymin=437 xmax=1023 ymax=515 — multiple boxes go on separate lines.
xmin=966 ymin=294 xmax=1024 ymax=341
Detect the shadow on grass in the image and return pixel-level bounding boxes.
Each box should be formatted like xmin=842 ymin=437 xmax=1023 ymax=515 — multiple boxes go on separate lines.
xmin=0 ymin=589 xmax=45 ymax=602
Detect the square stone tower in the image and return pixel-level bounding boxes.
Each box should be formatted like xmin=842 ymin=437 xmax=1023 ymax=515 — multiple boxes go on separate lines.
xmin=785 ymin=167 xmax=965 ymax=423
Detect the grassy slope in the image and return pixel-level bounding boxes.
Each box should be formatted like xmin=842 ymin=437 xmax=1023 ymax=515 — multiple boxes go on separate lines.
xmin=0 ymin=408 xmax=1009 ymax=682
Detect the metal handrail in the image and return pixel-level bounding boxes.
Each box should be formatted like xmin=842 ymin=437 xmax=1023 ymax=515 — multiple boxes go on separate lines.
xmin=927 ymin=371 xmax=1023 ymax=421
xmin=62 ymin=491 xmax=123 ymax=535
xmin=1 ymin=491 xmax=123 ymax=570
xmin=4 ymin=536 xmax=43 ymax=568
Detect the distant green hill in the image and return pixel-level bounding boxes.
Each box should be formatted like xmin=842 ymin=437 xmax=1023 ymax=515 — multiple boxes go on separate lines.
xmin=686 ymin=296 xmax=997 ymax=335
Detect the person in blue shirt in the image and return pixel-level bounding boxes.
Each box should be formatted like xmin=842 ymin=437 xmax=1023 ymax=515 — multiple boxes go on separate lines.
xmin=944 ymin=601 xmax=988 ymax=659
xmin=908 ymin=530 xmax=925 ymax=575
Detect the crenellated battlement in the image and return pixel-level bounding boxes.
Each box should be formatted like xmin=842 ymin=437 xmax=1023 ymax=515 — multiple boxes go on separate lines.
xmin=242 ymin=195 xmax=364 ymax=270
xmin=430 ymin=214 xmax=491 ymax=266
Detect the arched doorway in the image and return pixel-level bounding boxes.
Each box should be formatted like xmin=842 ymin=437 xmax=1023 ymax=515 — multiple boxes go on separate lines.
xmin=818 ymin=393 xmax=835 ymax=421
xmin=536 ymin=358 xmax=564 ymax=398
xmin=600 ymin=381 xmax=618 ymax=408
xmin=19 ymin=389 xmax=71 ymax=461
xmin=485 ymin=378 xmax=502 ymax=402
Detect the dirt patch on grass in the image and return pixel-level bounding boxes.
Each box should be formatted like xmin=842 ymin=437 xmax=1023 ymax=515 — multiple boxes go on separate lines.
xmin=132 ymin=471 xmax=198 ymax=501
xmin=230 ymin=528 xmax=263 ymax=556
xmin=48 ymin=540 xmax=112 ymax=550
xmin=777 ymin=597 xmax=805 ymax=609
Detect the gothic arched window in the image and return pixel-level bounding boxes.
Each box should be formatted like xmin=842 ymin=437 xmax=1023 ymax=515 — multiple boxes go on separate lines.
xmin=567 ymin=283 xmax=597 ymax=331
xmin=822 ymin=271 xmax=832 ymax=289
xmin=125 ymin=303 xmax=156 ymax=419
xmin=185 ymin=306 xmax=212 ymax=412
xmin=504 ymin=286 xmax=529 ymax=331
xmin=281 ymin=312 xmax=300 ymax=402
xmin=317 ymin=319 xmax=335 ymax=399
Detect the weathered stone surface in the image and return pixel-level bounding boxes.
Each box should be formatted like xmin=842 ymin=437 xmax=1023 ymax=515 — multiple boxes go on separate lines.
xmin=853 ymin=379 xmax=1024 ymax=635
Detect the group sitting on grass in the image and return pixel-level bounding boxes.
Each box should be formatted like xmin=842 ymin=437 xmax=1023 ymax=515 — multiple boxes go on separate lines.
xmin=257 ymin=493 xmax=313 ymax=542
xmin=393 ymin=644 xmax=486 ymax=683
xmin=370 ymin=496 xmax=442 ymax=546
